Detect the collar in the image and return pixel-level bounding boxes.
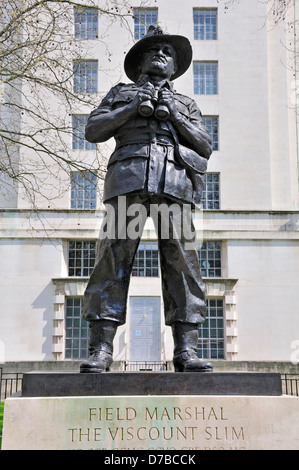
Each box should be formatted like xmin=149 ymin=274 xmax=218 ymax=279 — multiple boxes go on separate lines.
xmin=136 ymin=74 xmax=175 ymax=91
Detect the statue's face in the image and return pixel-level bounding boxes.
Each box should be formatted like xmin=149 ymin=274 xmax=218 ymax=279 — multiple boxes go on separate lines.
xmin=140 ymin=42 xmax=178 ymax=79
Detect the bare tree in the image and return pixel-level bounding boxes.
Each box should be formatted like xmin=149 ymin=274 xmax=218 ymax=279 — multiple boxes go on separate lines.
xmin=0 ymin=0 xmax=149 ymax=208
xmin=221 ymin=0 xmax=296 ymax=26
xmin=265 ymin=0 xmax=295 ymax=23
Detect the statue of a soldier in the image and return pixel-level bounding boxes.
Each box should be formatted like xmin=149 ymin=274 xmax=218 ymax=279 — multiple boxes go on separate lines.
xmin=80 ymin=26 xmax=213 ymax=373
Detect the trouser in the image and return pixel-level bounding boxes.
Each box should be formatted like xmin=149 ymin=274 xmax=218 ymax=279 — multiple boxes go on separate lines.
xmin=82 ymin=194 xmax=206 ymax=326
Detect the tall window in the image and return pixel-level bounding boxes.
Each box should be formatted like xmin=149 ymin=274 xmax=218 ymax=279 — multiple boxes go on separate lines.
xmin=68 ymin=241 xmax=96 ymax=276
xmin=198 ymin=241 xmax=222 ymax=277
xmin=134 ymin=8 xmax=158 ymax=39
xmin=197 ymin=299 xmax=225 ymax=359
xmin=194 ymin=62 xmax=218 ymax=95
xmin=72 ymin=115 xmax=96 ymax=150
xmin=203 ymin=116 xmax=219 ymax=151
xmin=70 ymin=172 xmax=97 ymax=209
xmin=65 ymin=298 xmax=90 ymax=359
xmin=193 ymin=9 xmax=217 ymax=40
xmin=74 ymin=7 xmax=98 ymax=39
xmin=132 ymin=241 xmax=159 ymax=277
xmin=73 ymin=61 xmax=98 ymax=94
xmin=201 ymin=173 xmax=220 ymax=210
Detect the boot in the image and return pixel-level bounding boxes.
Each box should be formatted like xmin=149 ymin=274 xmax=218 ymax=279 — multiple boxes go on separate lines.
xmin=172 ymin=322 xmax=213 ymax=372
xmin=80 ymin=320 xmax=118 ymax=373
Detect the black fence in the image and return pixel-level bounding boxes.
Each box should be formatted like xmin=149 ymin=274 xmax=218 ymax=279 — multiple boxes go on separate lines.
xmin=281 ymin=374 xmax=299 ymax=396
xmin=124 ymin=361 xmax=168 ymax=371
xmin=0 ymin=369 xmax=23 ymax=400
xmin=0 ymin=368 xmax=299 ymax=400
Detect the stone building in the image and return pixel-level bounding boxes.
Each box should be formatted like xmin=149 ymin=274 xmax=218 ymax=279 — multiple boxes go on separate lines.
xmin=1 ymin=0 xmax=299 ymax=369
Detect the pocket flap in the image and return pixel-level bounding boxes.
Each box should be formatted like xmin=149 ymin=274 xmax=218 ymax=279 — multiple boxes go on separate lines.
xmin=176 ymin=145 xmax=208 ymax=174
xmin=108 ymin=144 xmax=149 ymax=167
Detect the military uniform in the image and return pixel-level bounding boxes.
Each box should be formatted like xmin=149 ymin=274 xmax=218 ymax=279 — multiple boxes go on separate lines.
xmin=82 ymin=75 xmax=210 ymax=327
xmin=87 ymin=75 xmax=209 ymax=207
xmin=80 ymin=25 xmax=214 ymax=373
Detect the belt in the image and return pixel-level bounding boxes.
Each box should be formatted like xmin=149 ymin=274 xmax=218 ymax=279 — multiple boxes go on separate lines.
xmin=115 ymin=134 xmax=175 ymax=148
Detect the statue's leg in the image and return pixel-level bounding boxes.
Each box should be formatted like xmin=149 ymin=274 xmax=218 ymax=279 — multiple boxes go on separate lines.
xmin=80 ymin=319 xmax=118 ymax=373
xmin=171 ymin=322 xmax=213 ymax=372
xmin=154 ymin=199 xmax=213 ymax=372
xmin=80 ymin=195 xmax=149 ymax=373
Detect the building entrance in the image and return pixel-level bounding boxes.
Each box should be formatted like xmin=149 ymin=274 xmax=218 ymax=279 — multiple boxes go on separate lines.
xmin=129 ymin=297 xmax=161 ymax=362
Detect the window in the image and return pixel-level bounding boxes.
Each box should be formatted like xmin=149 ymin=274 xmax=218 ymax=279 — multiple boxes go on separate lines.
xmin=68 ymin=241 xmax=96 ymax=276
xmin=65 ymin=297 xmax=90 ymax=359
xmin=70 ymin=171 xmax=97 ymax=209
xmin=194 ymin=62 xmax=218 ymax=95
xmin=134 ymin=8 xmax=158 ymax=39
xmin=197 ymin=298 xmax=225 ymax=359
xmin=193 ymin=9 xmax=217 ymax=40
xmin=201 ymin=173 xmax=220 ymax=210
xmin=198 ymin=241 xmax=222 ymax=277
xmin=74 ymin=7 xmax=98 ymax=39
xmin=203 ymin=116 xmax=219 ymax=151
xmin=72 ymin=115 xmax=96 ymax=150
xmin=132 ymin=241 xmax=159 ymax=277
xmin=73 ymin=61 xmax=98 ymax=94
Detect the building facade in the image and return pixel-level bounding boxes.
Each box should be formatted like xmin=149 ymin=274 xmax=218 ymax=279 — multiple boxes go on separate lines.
xmin=1 ymin=0 xmax=299 ymax=366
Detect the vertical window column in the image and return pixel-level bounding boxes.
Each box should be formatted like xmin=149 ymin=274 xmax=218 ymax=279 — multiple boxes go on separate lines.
xmin=203 ymin=116 xmax=219 ymax=151
xmin=70 ymin=171 xmax=97 ymax=209
xmin=194 ymin=62 xmax=218 ymax=95
xmin=197 ymin=298 xmax=225 ymax=359
xmin=65 ymin=297 xmax=90 ymax=359
xmin=73 ymin=61 xmax=98 ymax=94
xmin=133 ymin=8 xmax=158 ymax=39
xmin=74 ymin=7 xmax=98 ymax=39
xmin=72 ymin=115 xmax=96 ymax=150
xmin=198 ymin=241 xmax=222 ymax=277
xmin=132 ymin=241 xmax=159 ymax=277
xmin=193 ymin=9 xmax=217 ymax=40
xmin=202 ymin=173 xmax=220 ymax=210
xmin=68 ymin=241 xmax=96 ymax=276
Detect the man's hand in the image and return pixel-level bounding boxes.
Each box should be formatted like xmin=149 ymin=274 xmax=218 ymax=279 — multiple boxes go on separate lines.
xmin=130 ymin=82 xmax=155 ymax=113
xmin=158 ymin=88 xmax=179 ymax=120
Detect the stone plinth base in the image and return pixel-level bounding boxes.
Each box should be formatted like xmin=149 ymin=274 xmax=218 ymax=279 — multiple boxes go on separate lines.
xmin=21 ymin=372 xmax=282 ymax=396
xmin=2 ymin=394 xmax=299 ymax=450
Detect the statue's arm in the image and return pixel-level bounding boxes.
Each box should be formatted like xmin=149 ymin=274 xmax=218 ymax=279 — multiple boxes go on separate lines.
xmin=85 ymin=88 xmax=135 ymax=143
xmin=157 ymin=88 xmax=212 ymax=159
xmin=85 ymin=83 xmax=155 ymax=143
xmin=170 ymin=100 xmax=213 ymax=160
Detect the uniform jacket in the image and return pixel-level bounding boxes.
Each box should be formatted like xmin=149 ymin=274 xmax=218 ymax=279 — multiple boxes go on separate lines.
xmin=85 ymin=76 xmax=212 ymax=207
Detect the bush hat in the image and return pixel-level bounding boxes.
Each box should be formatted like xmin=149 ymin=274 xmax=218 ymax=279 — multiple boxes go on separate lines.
xmin=124 ymin=25 xmax=193 ymax=82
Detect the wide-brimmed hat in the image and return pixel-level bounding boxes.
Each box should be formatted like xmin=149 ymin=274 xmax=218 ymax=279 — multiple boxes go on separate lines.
xmin=124 ymin=25 xmax=193 ymax=82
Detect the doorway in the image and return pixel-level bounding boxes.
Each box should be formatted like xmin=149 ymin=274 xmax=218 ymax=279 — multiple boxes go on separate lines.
xmin=129 ymin=297 xmax=161 ymax=362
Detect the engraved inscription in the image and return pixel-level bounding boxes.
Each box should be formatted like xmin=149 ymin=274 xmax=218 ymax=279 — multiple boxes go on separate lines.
xmin=67 ymin=404 xmax=247 ymax=450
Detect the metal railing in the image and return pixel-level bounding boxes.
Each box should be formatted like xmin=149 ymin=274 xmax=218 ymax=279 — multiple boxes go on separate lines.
xmin=124 ymin=361 xmax=168 ymax=371
xmin=0 ymin=369 xmax=23 ymax=400
xmin=281 ymin=374 xmax=299 ymax=396
xmin=0 ymin=369 xmax=299 ymax=398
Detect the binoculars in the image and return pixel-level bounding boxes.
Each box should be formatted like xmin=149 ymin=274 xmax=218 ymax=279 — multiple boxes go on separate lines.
xmin=138 ymin=87 xmax=170 ymax=121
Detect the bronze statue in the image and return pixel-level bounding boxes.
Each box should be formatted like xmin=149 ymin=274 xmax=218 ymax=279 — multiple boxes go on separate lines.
xmin=80 ymin=26 xmax=213 ymax=373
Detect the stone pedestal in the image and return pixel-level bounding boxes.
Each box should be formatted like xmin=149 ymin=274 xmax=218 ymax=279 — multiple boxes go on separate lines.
xmin=2 ymin=394 xmax=299 ymax=450
xmin=21 ymin=371 xmax=283 ymax=397
xmin=2 ymin=372 xmax=299 ymax=450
